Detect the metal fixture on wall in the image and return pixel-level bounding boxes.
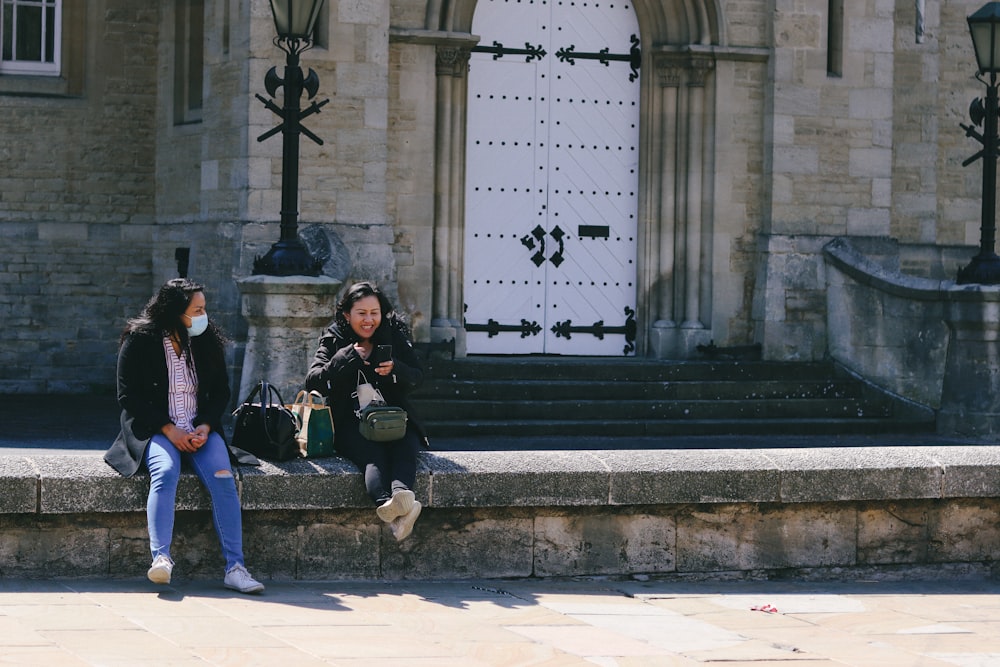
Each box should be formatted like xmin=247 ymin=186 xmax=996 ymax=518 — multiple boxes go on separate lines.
xmin=959 ymin=2 xmax=1000 ymax=284
xmin=253 ymin=0 xmax=328 ymax=277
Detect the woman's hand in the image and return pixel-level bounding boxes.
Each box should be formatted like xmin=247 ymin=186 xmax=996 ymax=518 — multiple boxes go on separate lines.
xmin=353 ymin=341 xmax=373 ymax=360
xmin=374 ymin=359 xmax=394 ymax=376
xmin=162 ymin=423 xmax=208 ymax=452
xmin=190 ymin=424 xmax=210 ymax=450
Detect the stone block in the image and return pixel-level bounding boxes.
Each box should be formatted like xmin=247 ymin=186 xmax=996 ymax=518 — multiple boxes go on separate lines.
xmin=31 ymin=456 xmax=158 ymax=514
xmin=108 ymin=519 xmax=152 ymax=578
xmin=237 ymin=457 xmax=372 ymax=510
xmin=0 ymin=459 xmax=37 ymax=513
xmin=774 ymin=447 xmax=943 ymax=502
xmin=601 ymin=450 xmax=780 ymax=504
xmin=857 ymin=502 xmax=930 ymax=565
xmin=928 ymin=499 xmax=1000 ymax=563
xmin=296 ymin=513 xmax=382 ymax=579
xmin=849 ymin=148 xmax=892 ymax=178
xmin=0 ymin=515 xmax=110 ymax=577
xmin=533 ymin=511 xmax=676 ymax=577
xmin=675 ymin=503 xmax=856 ymax=572
xmin=930 ymin=446 xmax=1000 ymax=497
xmin=426 ymin=451 xmax=610 ymax=507
xmin=380 ymin=509 xmax=534 ymax=579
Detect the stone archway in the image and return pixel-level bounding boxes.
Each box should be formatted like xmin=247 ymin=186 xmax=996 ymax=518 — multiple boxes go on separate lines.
xmin=423 ymin=0 xmax=734 ymax=358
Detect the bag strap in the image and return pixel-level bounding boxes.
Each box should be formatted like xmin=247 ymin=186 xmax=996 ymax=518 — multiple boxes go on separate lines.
xmin=261 ymin=381 xmax=286 ymax=408
xmin=233 ymin=380 xmax=264 ymax=416
xmin=257 ymin=381 xmax=297 ymax=448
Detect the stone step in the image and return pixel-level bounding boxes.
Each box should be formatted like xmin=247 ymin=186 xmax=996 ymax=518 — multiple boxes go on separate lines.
xmin=423 ymin=358 xmax=840 ymax=382
xmin=415 ymin=378 xmax=868 ymax=401
xmin=422 ymin=417 xmax=934 ymax=438
xmin=410 ymin=358 xmax=935 ymax=438
xmin=414 ymin=397 xmax=890 ymax=421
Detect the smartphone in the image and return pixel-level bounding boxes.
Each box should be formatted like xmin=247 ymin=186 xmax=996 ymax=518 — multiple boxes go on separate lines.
xmin=375 ymin=345 xmax=392 ymax=365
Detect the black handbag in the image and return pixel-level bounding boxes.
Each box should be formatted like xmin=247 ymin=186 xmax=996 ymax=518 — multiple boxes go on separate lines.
xmin=231 ymin=380 xmax=300 ymax=461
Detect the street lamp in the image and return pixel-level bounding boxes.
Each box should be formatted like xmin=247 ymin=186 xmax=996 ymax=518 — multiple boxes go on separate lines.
xmin=959 ymin=2 xmax=1000 ymax=284
xmin=253 ymin=0 xmax=329 ymax=276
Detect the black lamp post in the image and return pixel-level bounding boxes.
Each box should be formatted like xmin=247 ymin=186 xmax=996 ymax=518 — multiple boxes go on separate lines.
xmin=959 ymin=2 xmax=1000 ymax=284
xmin=253 ymin=0 xmax=329 ymax=277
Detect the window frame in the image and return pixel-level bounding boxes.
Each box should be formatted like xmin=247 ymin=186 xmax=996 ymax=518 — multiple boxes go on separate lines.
xmin=0 ymin=0 xmax=62 ymax=76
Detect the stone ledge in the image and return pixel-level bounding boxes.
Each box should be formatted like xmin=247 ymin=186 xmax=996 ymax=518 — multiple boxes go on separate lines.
xmin=3 ymin=446 xmax=1000 ymax=515
xmin=3 ymin=447 xmax=1000 ymax=580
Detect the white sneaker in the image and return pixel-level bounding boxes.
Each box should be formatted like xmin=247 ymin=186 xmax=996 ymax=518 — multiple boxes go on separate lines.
xmin=224 ymin=564 xmax=265 ymax=594
xmin=390 ymin=501 xmax=422 ymax=542
xmin=147 ymin=555 xmax=174 ymax=585
xmin=376 ymin=489 xmax=415 ymax=523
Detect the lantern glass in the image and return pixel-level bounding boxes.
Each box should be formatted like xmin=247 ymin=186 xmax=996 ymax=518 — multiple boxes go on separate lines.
xmin=268 ymin=0 xmax=325 ymax=40
xmin=969 ymin=3 xmax=1000 ymax=74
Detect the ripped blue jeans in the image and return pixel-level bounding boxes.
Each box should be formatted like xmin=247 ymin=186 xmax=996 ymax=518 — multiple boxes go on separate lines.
xmin=144 ymin=432 xmax=244 ymax=572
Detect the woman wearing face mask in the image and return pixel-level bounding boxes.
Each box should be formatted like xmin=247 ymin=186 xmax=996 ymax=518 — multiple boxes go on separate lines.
xmin=104 ymin=278 xmax=264 ymax=593
xmin=305 ymin=281 xmax=427 ymax=541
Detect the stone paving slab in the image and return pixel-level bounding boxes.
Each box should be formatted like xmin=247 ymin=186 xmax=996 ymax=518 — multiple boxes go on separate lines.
xmin=0 ymin=577 xmax=998 ymax=665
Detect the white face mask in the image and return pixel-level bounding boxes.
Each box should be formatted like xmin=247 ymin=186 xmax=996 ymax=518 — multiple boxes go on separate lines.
xmin=186 ymin=313 xmax=209 ymax=337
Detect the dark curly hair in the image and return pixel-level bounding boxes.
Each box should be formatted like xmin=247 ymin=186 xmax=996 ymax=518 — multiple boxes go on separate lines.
xmin=335 ymin=281 xmax=411 ymax=341
xmin=122 ymin=278 xmax=228 ymax=363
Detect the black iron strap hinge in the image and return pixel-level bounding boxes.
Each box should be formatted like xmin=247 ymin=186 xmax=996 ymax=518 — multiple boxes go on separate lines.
xmin=472 ymin=41 xmax=547 ymax=63
xmin=556 ymin=34 xmax=641 ymax=82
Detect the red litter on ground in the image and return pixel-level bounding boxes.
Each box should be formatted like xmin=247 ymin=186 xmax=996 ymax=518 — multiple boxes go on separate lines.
xmin=751 ymin=604 xmax=779 ymax=613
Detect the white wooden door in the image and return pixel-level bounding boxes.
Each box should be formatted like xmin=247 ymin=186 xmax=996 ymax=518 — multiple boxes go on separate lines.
xmin=464 ymin=0 xmax=640 ymax=355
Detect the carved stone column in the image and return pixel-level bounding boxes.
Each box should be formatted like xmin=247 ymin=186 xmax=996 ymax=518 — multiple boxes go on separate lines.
xmin=432 ymin=46 xmax=471 ymax=355
xmin=649 ymin=59 xmax=684 ymax=358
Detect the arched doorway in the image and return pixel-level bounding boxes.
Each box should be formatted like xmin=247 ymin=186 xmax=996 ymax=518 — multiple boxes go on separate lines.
xmin=462 ymin=0 xmax=641 ymax=355
xmin=425 ymin=0 xmax=732 ymax=359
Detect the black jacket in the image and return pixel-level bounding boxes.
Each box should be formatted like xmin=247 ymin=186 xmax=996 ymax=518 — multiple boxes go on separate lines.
xmin=104 ymin=329 xmax=252 ymax=477
xmin=305 ymin=316 xmax=427 ymax=445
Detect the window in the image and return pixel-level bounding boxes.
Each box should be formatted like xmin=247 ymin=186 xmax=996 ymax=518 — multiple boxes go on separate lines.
xmin=1 ymin=0 xmax=61 ymax=75
xmin=174 ymin=0 xmax=204 ymax=124
xmin=826 ymin=0 xmax=843 ymax=77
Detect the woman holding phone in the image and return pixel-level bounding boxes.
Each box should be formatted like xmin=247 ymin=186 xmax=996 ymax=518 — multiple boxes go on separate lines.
xmin=305 ymin=281 xmax=427 ymax=541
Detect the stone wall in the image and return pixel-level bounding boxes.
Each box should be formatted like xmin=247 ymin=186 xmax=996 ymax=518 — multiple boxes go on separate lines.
xmin=0 ymin=0 xmax=992 ymax=394
xmin=0 ymin=2 xmax=159 ymax=393
xmin=3 ymin=447 xmax=999 ymax=580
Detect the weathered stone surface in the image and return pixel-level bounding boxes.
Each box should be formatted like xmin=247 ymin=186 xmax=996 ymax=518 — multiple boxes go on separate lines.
xmin=675 ymin=503 xmax=857 ymax=572
xmin=927 ymin=499 xmax=1000 ymax=564
xmin=930 ymin=446 xmax=1000 ymax=497
xmin=238 ymin=457 xmax=373 ymax=510
xmin=533 ymin=511 xmax=676 ymax=577
xmin=0 ymin=515 xmax=111 ymax=577
xmin=0 ymin=459 xmax=37 ymax=514
xmin=31 ymin=455 xmax=163 ymax=514
xmin=857 ymin=502 xmax=931 ymax=566
xmin=380 ymin=509 xmax=534 ymax=579
xmin=426 ymin=451 xmax=610 ymax=508
xmin=4 ymin=448 xmax=1000 ymax=579
xmin=600 ymin=449 xmax=781 ymax=505
xmin=773 ymin=447 xmax=943 ymax=502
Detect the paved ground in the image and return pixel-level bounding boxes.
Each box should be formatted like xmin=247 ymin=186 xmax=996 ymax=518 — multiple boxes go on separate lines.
xmin=1 ymin=577 xmax=999 ymax=666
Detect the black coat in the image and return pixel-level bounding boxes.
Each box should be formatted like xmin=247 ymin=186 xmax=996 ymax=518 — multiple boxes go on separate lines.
xmin=104 ymin=330 xmax=254 ymax=477
xmin=304 ymin=316 xmax=428 ymax=445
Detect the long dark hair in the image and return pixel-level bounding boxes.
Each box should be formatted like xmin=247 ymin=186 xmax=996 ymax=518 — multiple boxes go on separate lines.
xmin=123 ymin=278 xmax=227 ymax=362
xmin=334 ymin=281 xmax=410 ymax=341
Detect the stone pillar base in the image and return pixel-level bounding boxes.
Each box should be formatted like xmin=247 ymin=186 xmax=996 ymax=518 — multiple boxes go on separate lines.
xmin=237 ymin=275 xmax=342 ymax=403
xmin=939 ymin=297 xmax=1000 ymax=436
xmin=431 ymin=318 xmax=467 ymax=358
xmin=649 ymin=320 xmax=711 ymax=359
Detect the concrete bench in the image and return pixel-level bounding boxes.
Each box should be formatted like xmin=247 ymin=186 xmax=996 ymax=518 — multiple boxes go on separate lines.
xmin=2 ymin=447 xmax=1000 ymax=581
